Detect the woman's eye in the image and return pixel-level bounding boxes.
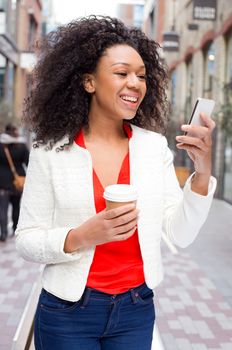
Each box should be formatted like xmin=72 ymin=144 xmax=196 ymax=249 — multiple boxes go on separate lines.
xmin=115 ymin=72 xmax=127 ymax=76
xmin=138 ymin=75 xmax=146 ymax=80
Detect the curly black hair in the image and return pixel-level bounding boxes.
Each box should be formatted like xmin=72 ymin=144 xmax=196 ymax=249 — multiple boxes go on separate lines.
xmin=24 ymin=15 xmax=168 ymax=149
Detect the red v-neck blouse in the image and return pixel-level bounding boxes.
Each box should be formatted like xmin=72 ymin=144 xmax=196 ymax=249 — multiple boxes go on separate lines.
xmin=75 ymin=124 xmax=145 ymax=294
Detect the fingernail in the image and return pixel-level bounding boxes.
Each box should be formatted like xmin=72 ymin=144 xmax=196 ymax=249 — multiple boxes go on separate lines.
xmin=181 ymin=125 xmax=190 ymax=131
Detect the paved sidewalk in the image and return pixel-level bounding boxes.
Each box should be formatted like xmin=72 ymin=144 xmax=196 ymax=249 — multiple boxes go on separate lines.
xmin=156 ymin=199 xmax=232 ymax=350
xmin=0 ymin=237 xmax=40 ymax=350
xmin=156 ymin=247 xmax=232 ymax=350
xmin=185 ymin=200 xmax=232 ymax=307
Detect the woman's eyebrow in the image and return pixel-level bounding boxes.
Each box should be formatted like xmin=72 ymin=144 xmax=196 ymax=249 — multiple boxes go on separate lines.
xmin=111 ymin=62 xmax=145 ymax=69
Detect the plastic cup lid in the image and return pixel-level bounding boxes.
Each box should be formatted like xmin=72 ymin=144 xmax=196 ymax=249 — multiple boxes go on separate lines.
xmin=103 ymin=184 xmax=138 ymax=202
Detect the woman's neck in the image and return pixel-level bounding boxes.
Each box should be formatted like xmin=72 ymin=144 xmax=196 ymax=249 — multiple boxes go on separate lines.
xmin=85 ymin=114 xmax=126 ymax=142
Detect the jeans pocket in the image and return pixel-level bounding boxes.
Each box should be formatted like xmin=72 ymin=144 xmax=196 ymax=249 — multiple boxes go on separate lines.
xmin=40 ymin=289 xmax=81 ymax=313
xmin=136 ymin=288 xmax=154 ymax=305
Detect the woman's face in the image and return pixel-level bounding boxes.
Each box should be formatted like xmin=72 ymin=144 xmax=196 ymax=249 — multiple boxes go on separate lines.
xmin=85 ymin=44 xmax=147 ymax=121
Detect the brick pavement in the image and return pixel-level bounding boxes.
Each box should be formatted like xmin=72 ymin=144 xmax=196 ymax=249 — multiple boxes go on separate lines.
xmin=184 ymin=199 xmax=232 ymax=308
xmin=155 ymin=199 xmax=232 ymax=350
xmin=0 ymin=237 xmax=40 ymax=350
xmin=156 ymin=245 xmax=232 ymax=350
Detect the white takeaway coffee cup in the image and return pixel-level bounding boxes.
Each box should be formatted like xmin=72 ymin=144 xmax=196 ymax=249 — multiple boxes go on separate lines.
xmin=103 ymin=184 xmax=138 ymax=210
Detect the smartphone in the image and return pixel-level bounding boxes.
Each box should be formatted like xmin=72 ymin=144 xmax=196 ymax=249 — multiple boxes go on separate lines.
xmin=185 ymin=98 xmax=215 ymax=135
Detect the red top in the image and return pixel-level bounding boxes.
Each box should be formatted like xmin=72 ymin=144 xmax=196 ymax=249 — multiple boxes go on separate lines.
xmin=75 ymin=124 xmax=145 ymax=294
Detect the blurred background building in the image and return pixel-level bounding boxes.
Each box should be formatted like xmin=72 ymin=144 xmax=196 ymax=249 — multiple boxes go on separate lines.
xmin=143 ymin=0 xmax=232 ymax=203
xmin=41 ymin=0 xmax=57 ymax=35
xmin=116 ymin=0 xmax=144 ymax=28
xmin=0 ymin=0 xmax=42 ymax=130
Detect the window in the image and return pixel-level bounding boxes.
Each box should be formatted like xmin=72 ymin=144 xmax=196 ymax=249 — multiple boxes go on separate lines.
xmin=203 ymin=41 xmax=215 ymax=98
xmin=0 ymin=0 xmax=6 ymax=11
xmin=28 ymin=15 xmax=37 ymax=50
xmin=185 ymin=57 xmax=193 ymax=123
xmin=134 ymin=5 xmax=144 ymax=29
xmin=171 ymin=70 xmax=177 ymax=107
xmin=223 ymin=31 xmax=232 ymax=203
xmin=0 ymin=54 xmax=6 ymax=101
xmin=9 ymin=0 xmax=17 ymax=40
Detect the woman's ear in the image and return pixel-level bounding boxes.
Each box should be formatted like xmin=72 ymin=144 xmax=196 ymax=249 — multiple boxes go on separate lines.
xmin=83 ymin=74 xmax=95 ymax=93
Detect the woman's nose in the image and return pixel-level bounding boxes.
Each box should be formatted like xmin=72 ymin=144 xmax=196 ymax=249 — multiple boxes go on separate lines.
xmin=127 ymin=74 xmax=139 ymax=89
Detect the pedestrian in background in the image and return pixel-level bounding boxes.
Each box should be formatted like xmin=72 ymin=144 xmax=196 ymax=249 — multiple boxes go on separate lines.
xmin=16 ymin=16 xmax=216 ymax=350
xmin=0 ymin=124 xmax=29 ymax=242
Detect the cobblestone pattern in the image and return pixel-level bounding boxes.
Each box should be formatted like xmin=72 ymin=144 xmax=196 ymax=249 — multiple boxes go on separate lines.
xmin=156 ymin=247 xmax=232 ymax=350
xmin=0 ymin=237 xmax=40 ymax=350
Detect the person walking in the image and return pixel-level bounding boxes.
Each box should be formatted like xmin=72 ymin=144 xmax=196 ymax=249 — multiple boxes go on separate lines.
xmin=16 ymin=16 xmax=217 ymax=350
xmin=0 ymin=124 xmax=29 ymax=241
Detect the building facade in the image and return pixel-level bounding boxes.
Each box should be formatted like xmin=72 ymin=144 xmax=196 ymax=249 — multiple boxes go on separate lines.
xmin=0 ymin=0 xmax=18 ymax=127
xmin=117 ymin=0 xmax=145 ymax=28
xmin=144 ymin=0 xmax=232 ymax=202
xmin=0 ymin=0 xmax=42 ymax=129
xmin=42 ymin=0 xmax=57 ymax=36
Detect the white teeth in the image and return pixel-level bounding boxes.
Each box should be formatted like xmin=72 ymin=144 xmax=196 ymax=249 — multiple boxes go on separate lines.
xmin=121 ymin=96 xmax=138 ymax=102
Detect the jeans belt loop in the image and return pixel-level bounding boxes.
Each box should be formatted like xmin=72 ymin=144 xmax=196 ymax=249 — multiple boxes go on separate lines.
xmin=130 ymin=289 xmax=138 ymax=304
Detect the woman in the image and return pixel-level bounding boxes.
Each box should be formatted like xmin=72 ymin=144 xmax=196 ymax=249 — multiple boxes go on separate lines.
xmin=16 ymin=16 xmax=216 ymax=350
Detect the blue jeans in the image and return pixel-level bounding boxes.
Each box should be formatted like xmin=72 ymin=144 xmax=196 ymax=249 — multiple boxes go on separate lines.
xmin=34 ymin=283 xmax=155 ymax=350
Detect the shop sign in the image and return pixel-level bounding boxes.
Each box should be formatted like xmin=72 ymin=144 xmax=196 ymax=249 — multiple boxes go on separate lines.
xmin=162 ymin=32 xmax=179 ymax=52
xmin=193 ymin=0 xmax=217 ymax=21
xmin=188 ymin=23 xmax=199 ymax=30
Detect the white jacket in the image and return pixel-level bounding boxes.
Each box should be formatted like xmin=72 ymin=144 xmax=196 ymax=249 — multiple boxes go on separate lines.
xmin=16 ymin=125 xmax=217 ymax=301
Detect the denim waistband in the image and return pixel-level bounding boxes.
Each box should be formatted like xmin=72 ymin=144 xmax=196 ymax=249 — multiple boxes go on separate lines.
xmin=79 ymin=283 xmax=151 ymax=306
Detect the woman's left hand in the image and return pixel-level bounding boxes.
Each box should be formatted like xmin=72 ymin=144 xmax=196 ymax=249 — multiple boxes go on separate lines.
xmin=175 ymin=113 xmax=215 ymax=175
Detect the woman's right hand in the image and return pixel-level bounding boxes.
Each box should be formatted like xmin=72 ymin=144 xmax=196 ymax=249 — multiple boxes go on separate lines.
xmin=64 ymin=204 xmax=139 ymax=253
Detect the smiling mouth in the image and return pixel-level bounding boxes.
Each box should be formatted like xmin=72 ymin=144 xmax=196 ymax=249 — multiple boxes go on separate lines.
xmin=120 ymin=95 xmax=139 ymax=104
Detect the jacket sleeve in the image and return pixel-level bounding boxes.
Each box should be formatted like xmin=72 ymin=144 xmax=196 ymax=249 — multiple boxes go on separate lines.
xmin=15 ymin=146 xmax=85 ymax=264
xmin=162 ymin=137 xmax=217 ymax=248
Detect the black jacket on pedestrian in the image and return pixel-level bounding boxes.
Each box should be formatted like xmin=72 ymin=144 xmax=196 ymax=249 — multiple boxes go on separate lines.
xmin=0 ymin=136 xmax=29 ymax=192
